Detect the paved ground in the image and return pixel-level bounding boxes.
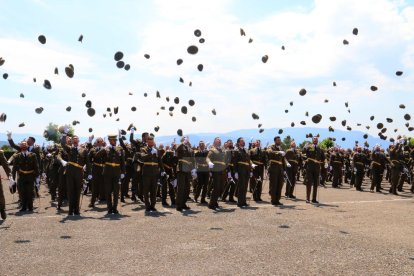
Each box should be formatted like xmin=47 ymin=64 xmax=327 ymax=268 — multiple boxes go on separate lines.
xmin=0 ymin=173 xmax=413 ymax=275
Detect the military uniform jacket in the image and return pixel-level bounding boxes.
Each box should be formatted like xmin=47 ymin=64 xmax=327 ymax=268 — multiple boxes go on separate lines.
xmin=194 ymin=149 xmax=209 ymax=173
xmin=206 ymin=146 xmax=227 ymax=173
xmin=249 ymin=147 xmax=267 ymax=168
xmin=304 ymin=145 xmax=325 ymax=171
xmin=162 ymin=150 xmax=177 ymax=176
xmin=232 ymin=147 xmax=251 ymax=173
xmin=140 ymin=146 xmax=163 ymax=176
xmin=390 ymin=145 xmax=404 ymax=170
xmin=0 ymin=150 xmax=11 ymax=179
xmin=176 ymin=143 xmax=194 ymax=173
xmin=371 ymin=151 xmax=388 ymax=170
xmin=60 ymin=136 xmax=90 ymax=174
xmin=96 ymin=146 xmax=126 ymax=175
xmin=266 ymin=144 xmax=285 ymax=172
xmin=89 ymin=146 xmax=106 ymax=171
xmin=285 ymin=148 xmax=300 ymax=168
xmin=12 ymin=151 xmax=39 ymax=181
xmin=330 ymin=152 xmax=344 ymax=167
xmin=353 ymin=152 xmax=367 ymax=170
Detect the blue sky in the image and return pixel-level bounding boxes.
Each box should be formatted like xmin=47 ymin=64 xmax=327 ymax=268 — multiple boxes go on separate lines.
xmin=0 ymin=0 xmax=414 ymax=141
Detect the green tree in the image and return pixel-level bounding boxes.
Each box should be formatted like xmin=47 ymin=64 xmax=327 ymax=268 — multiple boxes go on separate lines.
xmin=298 ymin=140 xmax=311 ymax=149
xmin=1 ymin=144 xmax=15 ymax=152
xmin=281 ymin=135 xmax=293 ymax=150
xmin=318 ymin=138 xmax=334 ymax=150
xmin=44 ymin=123 xmax=74 ymax=143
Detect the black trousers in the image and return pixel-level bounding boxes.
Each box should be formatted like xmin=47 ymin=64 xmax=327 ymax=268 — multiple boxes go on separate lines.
xmin=65 ymin=168 xmax=83 ymax=213
xmin=194 ymin=172 xmax=209 ymax=201
xmin=142 ymin=175 xmax=157 ymax=209
xmin=90 ymin=166 xmax=104 ymax=204
xmin=269 ymin=167 xmax=284 ymax=204
xmin=236 ymin=170 xmax=249 ymax=205
xmin=306 ymin=167 xmax=320 ymax=201
xmin=285 ymin=165 xmax=297 ymax=196
xmin=209 ymin=171 xmax=226 ymax=207
xmin=176 ymin=172 xmax=191 ymax=209
xmin=18 ymin=178 xmax=34 ymax=210
xmin=104 ymin=173 xmax=120 ymax=211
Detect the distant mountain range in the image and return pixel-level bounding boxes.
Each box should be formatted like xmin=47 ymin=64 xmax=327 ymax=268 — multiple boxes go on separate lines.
xmin=0 ymin=127 xmax=391 ymax=149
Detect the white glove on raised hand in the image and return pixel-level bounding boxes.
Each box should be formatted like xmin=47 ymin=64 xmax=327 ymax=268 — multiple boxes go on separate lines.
xmin=6 ymin=131 xmax=12 ymax=140
xmin=120 ymin=173 xmax=125 ymax=179
xmin=279 ymin=151 xmax=286 ymax=156
xmin=235 ymin=173 xmax=239 ymax=180
xmin=208 ymin=162 xmax=214 ymax=169
xmin=130 ymin=127 xmax=135 ymax=133
xmin=61 ymin=160 xmax=67 ymax=167
xmin=87 ymin=175 xmax=92 ymax=180
xmin=286 ymin=162 xmax=292 ymax=168
xmin=151 ymin=148 xmax=157 ymax=155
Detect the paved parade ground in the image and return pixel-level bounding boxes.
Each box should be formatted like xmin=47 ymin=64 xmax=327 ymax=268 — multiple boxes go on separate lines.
xmin=0 ymin=174 xmax=413 ymax=275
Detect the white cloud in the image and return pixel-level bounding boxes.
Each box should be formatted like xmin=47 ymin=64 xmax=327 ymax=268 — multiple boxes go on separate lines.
xmin=0 ymin=0 xmax=414 ymax=142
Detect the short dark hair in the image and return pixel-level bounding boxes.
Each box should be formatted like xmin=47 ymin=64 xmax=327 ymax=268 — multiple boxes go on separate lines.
xmin=28 ymin=136 xmax=36 ymax=142
xmin=237 ymin=137 xmax=244 ymax=144
xmin=274 ymin=136 xmax=280 ymax=142
xmin=142 ymin=132 xmax=149 ymax=139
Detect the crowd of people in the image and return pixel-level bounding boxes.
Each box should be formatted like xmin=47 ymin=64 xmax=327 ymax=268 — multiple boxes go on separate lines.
xmin=0 ymin=126 xmax=413 ymax=220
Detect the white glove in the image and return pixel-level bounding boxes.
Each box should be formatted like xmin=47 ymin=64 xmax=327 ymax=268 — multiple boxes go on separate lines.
xmin=157 ymin=180 xmax=162 ymax=186
xmin=258 ymin=176 xmax=262 ymax=182
xmin=63 ymin=125 xmax=69 ymax=134
xmin=227 ymin=172 xmax=232 ymax=178
xmin=329 ymin=166 xmax=332 ymax=170
xmin=250 ymin=172 xmax=253 ymax=178
xmin=46 ymin=153 xmax=52 ymax=158
xmin=171 ymin=179 xmax=177 ymax=188
xmin=88 ymin=135 xmax=94 ymax=143
xmin=151 ymin=148 xmax=157 ymax=155
xmin=400 ymin=139 xmax=405 ymax=144
xmin=161 ymin=171 xmax=166 ymax=177
xmin=6 ymin=131 xmax=12 ymax=140
xmin=83 ymin=182 xmax=88 ymax=191
xmin=286 ymin=162 xmax=292 ymax=168
xmin=208 ymin=162 xmax=214 ymax=169
xmin=354 ymin=168 xmax=357 ymax=173
xmin=279 ymin=151 xmax=286 ymax=157
xmin=235 ymin=173 xmax=239 ymax=180
xmin=42 ymin=172 xmax=47 ymax=178
xmin=35 ymin=177 xmax=40 ymax=188
xmin=324 ymin=163 xmax=328 ymax=169
xmin=8 ymin=177 xmax=15 ymax=188
xmin=87 ymin=175 xmax=92 ymax=180
xmin=61 ymin=160 xmax=67 ymax=167
xmin=130 ymin=127 xmax=135 ymax=133
xmin=120 ymin=173 xmax=125 ymax=179
xmin=118 ymin=129 xmax=122 ymax=139
xmin=191 ymin=169 xmax=197 ymax=179
xmin=251 ymin=164 xmax=257 ymax=169
xmin=83 ymin=165 xmax=87 ymax=172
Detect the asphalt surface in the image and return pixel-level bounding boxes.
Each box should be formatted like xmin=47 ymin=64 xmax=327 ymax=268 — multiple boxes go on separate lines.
xmin=0 ymin=173 xmax=413 ymax=275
